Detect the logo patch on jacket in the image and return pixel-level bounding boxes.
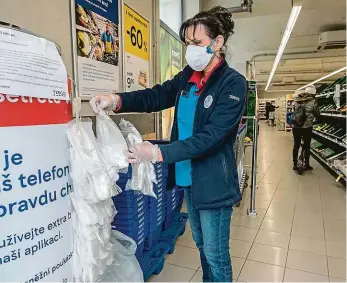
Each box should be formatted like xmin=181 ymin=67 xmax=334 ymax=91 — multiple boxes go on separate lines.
xmin=204 ymin=95 xmax=213 ymax=109
xmin=229 ymin=95 xmax=240 ymax=101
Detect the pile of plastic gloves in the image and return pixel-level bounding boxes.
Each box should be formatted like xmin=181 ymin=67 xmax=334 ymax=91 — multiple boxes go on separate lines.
xmin=67 ymin=112 xmax=156 ymax=282
xmin=119 ymin=119 xmax=157 ymax=198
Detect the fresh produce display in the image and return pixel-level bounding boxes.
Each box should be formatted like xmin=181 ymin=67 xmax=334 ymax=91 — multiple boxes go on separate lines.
xmin=311 ymin=75 xmax=346 ymax=183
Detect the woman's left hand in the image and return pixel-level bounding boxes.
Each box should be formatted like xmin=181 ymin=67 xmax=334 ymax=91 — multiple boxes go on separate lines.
xmin=127 ymin=142 xmax=163 ymax=164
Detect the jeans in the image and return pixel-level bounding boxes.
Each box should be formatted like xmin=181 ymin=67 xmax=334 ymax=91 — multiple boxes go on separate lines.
xmin=292 ymin=127 xmax=313 ymax=165
xmin=184 ymin=187 xmax=233 ymax=282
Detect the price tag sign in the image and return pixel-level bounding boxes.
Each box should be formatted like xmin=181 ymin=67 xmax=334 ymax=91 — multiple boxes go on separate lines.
xmin=123 ymin=4 xmax=150 ymax=91
xmin=123 ymin=4 xmax=150 ymax=61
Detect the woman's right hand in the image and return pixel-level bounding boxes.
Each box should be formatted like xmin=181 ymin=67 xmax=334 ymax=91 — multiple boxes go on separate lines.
xmin=89 ymin=94 xmax=120 ymax=113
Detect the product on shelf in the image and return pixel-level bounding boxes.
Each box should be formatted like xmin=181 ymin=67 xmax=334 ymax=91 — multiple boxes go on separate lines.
xmin=313 ymin=122 xmax=346 ymax=139
xmin=310 ymin=75 xmax=346 ymax=183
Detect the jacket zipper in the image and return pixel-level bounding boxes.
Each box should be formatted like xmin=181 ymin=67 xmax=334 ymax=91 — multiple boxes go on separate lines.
xmin=221 ymin=153 xmax=228 ymax=184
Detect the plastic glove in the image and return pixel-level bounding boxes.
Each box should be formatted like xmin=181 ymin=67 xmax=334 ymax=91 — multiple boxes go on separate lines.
xmin=89 ymin=94 xmax=120 ymax=113
xmin=126 ymin=142 xmax=162 ymax=163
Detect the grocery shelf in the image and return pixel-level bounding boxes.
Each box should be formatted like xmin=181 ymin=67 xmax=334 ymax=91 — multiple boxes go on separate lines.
xmin=320 ymin=112 xmax=346 ymax=118
xmin=312 ymin=130 xmax=347 ymax=148
xmin=310 ymin=148 xmax=346 ymax=182
xmin=316 ymin=91 xmax=334 ymax=98
xmin=311 ymin=75 xmax=346 ymax=182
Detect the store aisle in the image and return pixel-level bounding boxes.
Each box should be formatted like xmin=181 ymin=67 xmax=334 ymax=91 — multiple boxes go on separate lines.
xmin=149 ymin=122 xmax=346 ymax=282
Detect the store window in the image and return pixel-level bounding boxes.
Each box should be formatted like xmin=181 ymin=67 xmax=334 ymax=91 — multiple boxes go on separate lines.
xmin=159 ymin=0 xmax=182 ymax=35
xmin=159 ymin=22 xmax=183 ymax=139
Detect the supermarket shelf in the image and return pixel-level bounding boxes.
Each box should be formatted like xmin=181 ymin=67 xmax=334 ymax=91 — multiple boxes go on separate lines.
xmin=310 ymin=149 xmax=346 ymax=182
xmin=317 ymin=89 xmax=347 ymax=98
xmin=312 ymin=130 xmax=347 ymax=148
xmin=316 ymin=91 xmax=334 ymax=98
xmin=320 ymin=112 xmax=346 ymax=118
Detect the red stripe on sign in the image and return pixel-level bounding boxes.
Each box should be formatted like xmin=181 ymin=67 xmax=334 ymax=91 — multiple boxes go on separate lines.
xmin=0 ymin=94 xmax=72 ymax=127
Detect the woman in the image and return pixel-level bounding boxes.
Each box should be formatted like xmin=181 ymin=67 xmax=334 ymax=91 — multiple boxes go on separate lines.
xmin=292 ymin=85 xmax=319 ymax=171
xmin=90 ymin=6 xmax=246 ymax=282
xmin=265 ymin=101 xmax=271 ymax=123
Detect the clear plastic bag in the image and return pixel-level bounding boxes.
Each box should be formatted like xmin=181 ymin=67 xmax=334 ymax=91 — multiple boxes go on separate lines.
xmin=119 ymin=119 xmax=157 ymax=198
xmin=68 ymin=119 xmax=119 ymax=282
xmin=109 ymin=230 xmax=144 ymax=282
xmin=97 ymin=111 xmax=129 ymax=170
xmin=67 ymin=118 xmax=120 ymax=200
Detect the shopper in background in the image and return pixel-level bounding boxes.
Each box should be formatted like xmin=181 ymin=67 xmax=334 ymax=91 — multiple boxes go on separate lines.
xmin=267 ymin=101 xmax=278 ymax=126
xmin=292 ymin=85 xmax=319 ymax=171
xmin=265 ymin=101 xmax=271 ymax=123
xmin=90 ymin=6 xmax=246 ymax=282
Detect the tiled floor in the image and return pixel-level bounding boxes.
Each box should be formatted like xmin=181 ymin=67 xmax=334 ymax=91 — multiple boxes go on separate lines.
xmin=149 ymin=123 xmax=346 ymax=282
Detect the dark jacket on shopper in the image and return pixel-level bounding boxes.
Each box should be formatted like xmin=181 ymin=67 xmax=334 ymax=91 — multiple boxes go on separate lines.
xmin=119 ymin=59 xmax=247 ymax=209
xmin=293 ymin=92 xmax=319 ymax=128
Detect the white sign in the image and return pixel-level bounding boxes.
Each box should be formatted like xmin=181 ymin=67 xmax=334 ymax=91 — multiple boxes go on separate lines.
xmin=0 ymin=124 xmax=73 ymax=282
xmin=0 ymin=28 xmax=69 ymax=100
xmin=77 ymin=56 xmax=119 ymax=97
xmin=124 ymin=52 xmax=150 ymax=91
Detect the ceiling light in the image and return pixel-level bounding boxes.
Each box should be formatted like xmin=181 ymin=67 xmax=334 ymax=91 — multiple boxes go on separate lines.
xmin=297 ymin=66 xmax=347 ymax=90
xmin=265 ymin=2 xmax=302 ymax=91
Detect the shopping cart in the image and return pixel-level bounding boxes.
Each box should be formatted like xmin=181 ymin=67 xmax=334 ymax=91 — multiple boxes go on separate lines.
xmin=268 ymin=111 xmax=275 ymax=126
xmin=234 ymin=124 xmax=249 ymax=206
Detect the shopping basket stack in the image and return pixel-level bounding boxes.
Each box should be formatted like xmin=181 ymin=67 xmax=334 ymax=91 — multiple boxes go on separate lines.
xmin=162 ymin=187 xmax=184 ymax=230
xmin=111 ymin=168 xmax=149 ymax=261
xmin=144 ymin=162 xmax=167 ymax=250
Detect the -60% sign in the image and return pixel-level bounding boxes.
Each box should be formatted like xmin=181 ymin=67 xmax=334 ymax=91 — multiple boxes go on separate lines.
xmin=127 ymin=26 xmax=148 ymax=53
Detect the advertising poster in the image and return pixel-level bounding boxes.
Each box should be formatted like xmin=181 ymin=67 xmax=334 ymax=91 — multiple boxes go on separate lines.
xmin=159 ymin=26 xmax=183 ymax=139
xmin=75 ymin=0 xmax=120 ymax=98
xmin=123 ymin=4 xmax=150 ymax=91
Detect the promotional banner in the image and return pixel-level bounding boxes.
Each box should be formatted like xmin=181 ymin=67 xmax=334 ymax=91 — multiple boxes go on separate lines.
xmin=0 ymin=96 xmax=73 ymax=282
xmin=123 ymin=4 xmax=150 ymax=91
xmin=75 ymin=0 xmax=120 ymax=98
xmin=159 ymin=26 xmax=183 ymax=139
xmin=0 ymin=28 xmax=68 ymax=100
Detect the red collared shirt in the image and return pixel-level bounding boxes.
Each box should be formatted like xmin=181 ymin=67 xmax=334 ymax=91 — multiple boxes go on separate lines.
xmin=188 ymin=58 xmax=223 ymax=94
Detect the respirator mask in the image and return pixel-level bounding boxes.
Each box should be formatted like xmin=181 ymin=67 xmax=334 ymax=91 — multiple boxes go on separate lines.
xmin=185 ymin=39 xmax=216 ymax=71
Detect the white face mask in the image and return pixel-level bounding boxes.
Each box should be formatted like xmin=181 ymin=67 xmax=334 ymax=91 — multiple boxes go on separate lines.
xmin=185 ymin=40 xmax=215 ymax=71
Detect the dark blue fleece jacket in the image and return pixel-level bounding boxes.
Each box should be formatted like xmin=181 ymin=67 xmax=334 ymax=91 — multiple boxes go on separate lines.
xmin=119 ymin=59 xmax=247 ymax=209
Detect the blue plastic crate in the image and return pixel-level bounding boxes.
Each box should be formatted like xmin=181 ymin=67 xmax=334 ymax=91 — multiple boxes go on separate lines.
xmin=166 ymin=193 xmax=178 ymax=203
xmin=118 ymin=164 xmax=132 ymax=179
xmin=148 ymin=212 xmax=165 ymax=231
xmin=160 ymin=213 xmax=188 ymax=242
xmin=166 ymin=188 xmax=178 ymax=198
xmin=114 ymin=205 xmax=147 ymax=221
xmin=113 ymin=224 xmax=147 ymax=243
xmin=141 ymin=212 xmax=188 ymax=281
xmin=153 ymin=185 xmax=166 ymax=196
xmin=113 ymin=192 xmax=144 ymax=205
xmin=148 ymin=194 xmax=165 ymax=206
xmin=162 ymin=211 xmax=174 ymax=231
xmin=166 ymin=201 xmax=178 ymax=213
xmin=135 ymin=238 xmax=145 ymax=262
xmin=113 ymin=187 xmax=143 ymax=199
xmin=148 ymin=206 xmax=165 ymax=220
xmin=154 ymin=178 xmax=166 ymax=189
xmin=116 ymin=215 xmax=146 ymax=233
xmin=116 ymin=198 xmax=146 ymax=215
xmin=149 ymin=200 xmax=165 ymax=212
xmin=113 ymin=204 xmax=147 ymax=222
xmin=144 ymin=224 xmax=162 ymax=251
